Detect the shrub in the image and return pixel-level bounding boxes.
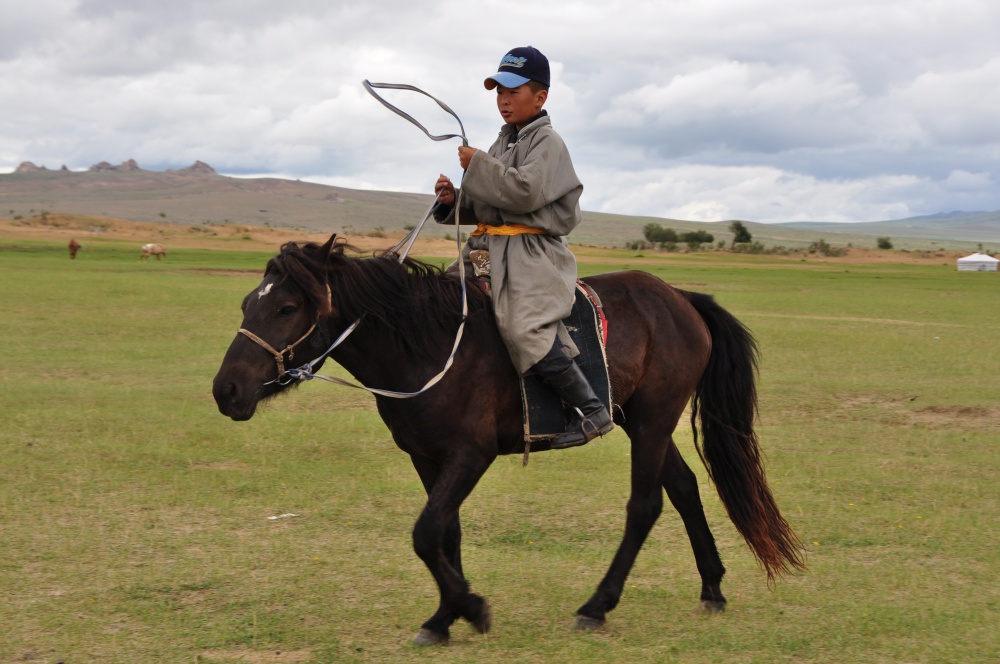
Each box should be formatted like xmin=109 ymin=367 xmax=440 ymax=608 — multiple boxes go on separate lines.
xmin=729 ymin=220 xmax=753 ymax=244
xmin=808 ymin=239 xmax=847 ymax=257
xmin=679 ymin=230 xmax=714 ymax=244
xmin=731 ymin=241 xmax=767 ymax=254
xmin=877 ymin=237 xmax=893 ymax=250
xmin=643 ymin=223 xmax=678 ymax=243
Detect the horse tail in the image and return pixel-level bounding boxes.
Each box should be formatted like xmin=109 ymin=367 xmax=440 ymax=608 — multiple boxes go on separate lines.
xmin=682 ymin=290 xmax=806 ymax=583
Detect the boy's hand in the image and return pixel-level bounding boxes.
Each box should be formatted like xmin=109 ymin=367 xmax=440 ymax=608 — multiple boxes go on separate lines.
xmin=458 ymin=146 xmax=478 ymax=170
xmin=434 ymin=174 xmax=456 ymax=205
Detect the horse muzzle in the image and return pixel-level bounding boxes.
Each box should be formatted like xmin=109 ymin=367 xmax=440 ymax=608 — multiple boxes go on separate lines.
xmin=212 ymin=371 xmax=262 ymax=421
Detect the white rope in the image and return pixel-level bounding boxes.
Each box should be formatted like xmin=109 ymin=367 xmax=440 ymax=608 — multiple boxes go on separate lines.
xmin=276 ymin=198 xmax=468 ymax=398
xmin=273 ymin=81 xmax=472 ymax=397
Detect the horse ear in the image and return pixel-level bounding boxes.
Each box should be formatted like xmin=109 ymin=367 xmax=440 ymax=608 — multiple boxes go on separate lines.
xmin=319 ymin=233 xmax=338 ymax=260
xmin=317 ymin=283 xmax=334 ymax=318
xmin=314 ymin=234 xmax=336 ymax=318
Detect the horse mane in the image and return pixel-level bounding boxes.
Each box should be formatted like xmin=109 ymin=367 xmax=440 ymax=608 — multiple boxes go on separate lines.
xmin=266 ymin=235 xmax=491 ymax=360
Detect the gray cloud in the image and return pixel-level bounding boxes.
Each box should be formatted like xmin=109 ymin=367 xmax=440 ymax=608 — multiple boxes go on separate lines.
xmin=1 ymin=0 xmax=998 ymax=222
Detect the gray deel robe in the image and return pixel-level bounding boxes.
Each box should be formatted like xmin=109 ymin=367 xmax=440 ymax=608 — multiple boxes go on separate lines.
xmin=435 ymin=114 xmax=584 ymax=374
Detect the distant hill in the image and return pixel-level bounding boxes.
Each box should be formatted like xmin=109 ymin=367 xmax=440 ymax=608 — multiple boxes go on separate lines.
xmin=1 ymin=162 xmax=997 ymax=251
xmin=775 ymin=211 xmax=1000 ymax=245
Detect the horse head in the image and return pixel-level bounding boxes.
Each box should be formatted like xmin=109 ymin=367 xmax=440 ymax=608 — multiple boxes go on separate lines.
xmin=212 ymin=234 xmax=345 ymax=420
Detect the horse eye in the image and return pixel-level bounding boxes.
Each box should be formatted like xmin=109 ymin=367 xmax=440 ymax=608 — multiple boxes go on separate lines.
xmin=278 ymin=305 xmax=298 ymax=317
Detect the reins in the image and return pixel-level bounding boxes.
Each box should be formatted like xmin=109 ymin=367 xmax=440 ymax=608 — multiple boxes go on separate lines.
xmin=241 ymin=82 xmax=471 ymax=398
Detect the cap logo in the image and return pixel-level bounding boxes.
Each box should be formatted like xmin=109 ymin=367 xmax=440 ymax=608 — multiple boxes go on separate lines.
xmin=500 ymin=55 xmax=528 ymax=69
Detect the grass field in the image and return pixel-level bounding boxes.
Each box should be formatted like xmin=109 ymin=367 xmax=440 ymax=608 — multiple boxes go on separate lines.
xmin=1 ymin=236 xmax=997 ymax=663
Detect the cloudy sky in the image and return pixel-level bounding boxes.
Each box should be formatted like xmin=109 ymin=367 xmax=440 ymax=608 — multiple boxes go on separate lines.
xmin=1 ymin=0 xmax=998 ymax=222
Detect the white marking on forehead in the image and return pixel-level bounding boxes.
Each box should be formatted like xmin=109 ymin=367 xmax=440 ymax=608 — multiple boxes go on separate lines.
xmin=257 ymin=282 xmax=273 ymax=299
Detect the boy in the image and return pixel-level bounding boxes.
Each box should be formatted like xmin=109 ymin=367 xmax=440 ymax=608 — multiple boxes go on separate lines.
xmin=433 ymin=46 xmax=613 ymax=449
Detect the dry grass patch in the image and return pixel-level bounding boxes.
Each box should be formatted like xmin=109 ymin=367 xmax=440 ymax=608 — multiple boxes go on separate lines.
xmin=841 ymin=395 xmax=1000 ymax=429
xmin=197 ymin=648 xmax=312 ymax=663
xmin=0 ymin=213 xmax=458 ymax=256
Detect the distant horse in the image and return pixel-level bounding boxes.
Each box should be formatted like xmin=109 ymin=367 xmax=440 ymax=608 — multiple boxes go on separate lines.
xmin=68 ymin=239 xmax=81 ymax=259
xmin=212 ymin=235 xmax=805 ymax=645
xmin=141 ymin=243 xmax=166 ymax=260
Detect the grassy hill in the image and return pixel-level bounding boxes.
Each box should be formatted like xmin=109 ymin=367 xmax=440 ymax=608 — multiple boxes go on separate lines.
xmin=2 ymin=168 xmax=997 ymax=252
xmin=776 ymin=211 xmax=1000 ymax=246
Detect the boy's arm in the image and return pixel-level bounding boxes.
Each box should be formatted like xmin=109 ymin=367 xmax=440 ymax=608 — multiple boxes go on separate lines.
xmin=431 ymin=174 xmax=477 ymax=225
xmin=462 ymin=132 xmax=577 ymax=215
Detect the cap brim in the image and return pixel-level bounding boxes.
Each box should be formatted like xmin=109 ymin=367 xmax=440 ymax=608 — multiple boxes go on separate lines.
xmin=484 ymin=72 xmax=532 ymax=90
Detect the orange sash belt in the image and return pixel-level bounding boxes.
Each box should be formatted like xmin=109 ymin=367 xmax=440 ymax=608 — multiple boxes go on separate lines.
xmin=470 ymin=223 xmax=545 ymax=236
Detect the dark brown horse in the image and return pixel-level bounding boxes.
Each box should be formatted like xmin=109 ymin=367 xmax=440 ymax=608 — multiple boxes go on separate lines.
xmin=213 ymin=234 xmax=804 ymax=645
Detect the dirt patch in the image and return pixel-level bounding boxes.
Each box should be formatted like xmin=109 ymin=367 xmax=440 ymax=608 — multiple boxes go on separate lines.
xmin=911 ymin=404 xmax=996 ymax=427
xmin=0 ymin=213 xmax=458 ymax=257
xmin=753 ymin=312 xmax=967 ymax=327
xmin=842 ymin=395 xmax=999 ymax=428
xmin=198 ymin=648 xmax=311 ymax=663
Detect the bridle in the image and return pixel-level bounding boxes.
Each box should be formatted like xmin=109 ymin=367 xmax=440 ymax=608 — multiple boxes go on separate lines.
xmin=237 ymin=282 xmax=332 ymax=383
xmin=234 ymin=239 xmax=467 ymax=398
xmin=237 ymin=322 xmax=318 ymax=379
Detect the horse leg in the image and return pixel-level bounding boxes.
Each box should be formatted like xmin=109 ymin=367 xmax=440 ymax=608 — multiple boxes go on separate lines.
xmin=575 ymin=426 xmax=668 ymax=629
xmin=409 ymin=453 xmax=493 ymax=645
xmin=410 ymin=456 xmax=464 ymax=577
xmin=661 ymin=439 xmax=728 ymax=612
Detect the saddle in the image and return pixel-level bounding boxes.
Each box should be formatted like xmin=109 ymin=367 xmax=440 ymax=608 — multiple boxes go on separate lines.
xmin=520 ymin=281 xmax=612 ymax=447
xmin=469 ymin=252 xmax=612 ymax=450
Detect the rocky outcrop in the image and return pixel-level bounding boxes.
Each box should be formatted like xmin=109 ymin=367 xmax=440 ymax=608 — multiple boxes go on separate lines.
xmin=15 ymin=161 xmax=46 ymax=172
xmin=167 ymin=160 xmax=217 ymax=175
xmin=89 ymin=159 xmax=141 ymax=172
xmin=12 ymin=158 xmax=217 ymax=175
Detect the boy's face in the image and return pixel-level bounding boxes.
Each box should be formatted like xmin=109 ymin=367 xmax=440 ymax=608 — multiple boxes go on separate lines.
xmin=496 ymin=84 xmax=547 ymax=130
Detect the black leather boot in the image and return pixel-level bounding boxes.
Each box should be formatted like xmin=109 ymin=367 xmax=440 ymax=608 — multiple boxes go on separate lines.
xmin=531 ymin=338 xmax=614 ymax=449
xmin=540 ymin=361 xmax=614 ymax=449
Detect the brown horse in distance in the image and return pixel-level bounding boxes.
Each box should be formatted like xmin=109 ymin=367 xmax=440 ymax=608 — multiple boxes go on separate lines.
xmin=213 ymin=234 xmax=805 ymax=645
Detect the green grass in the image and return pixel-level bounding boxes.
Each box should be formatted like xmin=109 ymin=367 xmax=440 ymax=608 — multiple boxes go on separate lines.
xmin=1 ymin=243 xmax=997 ymax=662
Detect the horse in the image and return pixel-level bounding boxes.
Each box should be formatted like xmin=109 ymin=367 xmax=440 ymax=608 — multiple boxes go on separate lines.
xmin=68 ymin=239 xmax=81 ymax=259
xmin=212 ymin=234 xmax=805 ymax=645
xmin=141 ymin=243 xmax=166 ymax=260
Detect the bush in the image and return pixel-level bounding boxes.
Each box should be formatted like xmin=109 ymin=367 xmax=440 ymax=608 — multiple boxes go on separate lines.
xmin=680 ymin=230 xmax=715 ymax=244
xmin=643 ymin=223 xmax=678 ymax=243
xmin=729 ymin=220 xmax=753 ymax=244
xmin=808 ymin=239 xmax=847 ymax=257
xmin=731 ymin=241 xmax=767 ymax=254
xmin=877 ymin=237 xmax=893 ymax=250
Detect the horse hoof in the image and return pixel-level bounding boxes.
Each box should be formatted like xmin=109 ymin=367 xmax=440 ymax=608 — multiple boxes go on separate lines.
xmin=412 ymin=628 xmax=448 ymax=646
xmin=573 ymin=615 xmax=605 ymax=631
xmin=701 ymin=599 xmax=727 ymax=613
xmin=471 ymin=600 xmax=493 ymax=634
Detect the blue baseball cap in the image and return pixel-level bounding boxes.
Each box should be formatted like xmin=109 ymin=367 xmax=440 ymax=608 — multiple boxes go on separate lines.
xmin=484 ymin=46 xmax=550 ymax=90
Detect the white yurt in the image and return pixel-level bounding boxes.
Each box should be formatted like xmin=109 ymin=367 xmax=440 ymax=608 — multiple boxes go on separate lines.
xmin=956 ymin=253 xmax=999 ymax=271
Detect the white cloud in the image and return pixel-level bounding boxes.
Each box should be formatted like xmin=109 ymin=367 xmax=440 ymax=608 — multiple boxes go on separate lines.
xmin=944 ymin=170 xmax=993 ymax=192
xmin=1 ymin=0 xmax=999 ymax=221
xmin=585 ymin=164 xmax=955 ymax=222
